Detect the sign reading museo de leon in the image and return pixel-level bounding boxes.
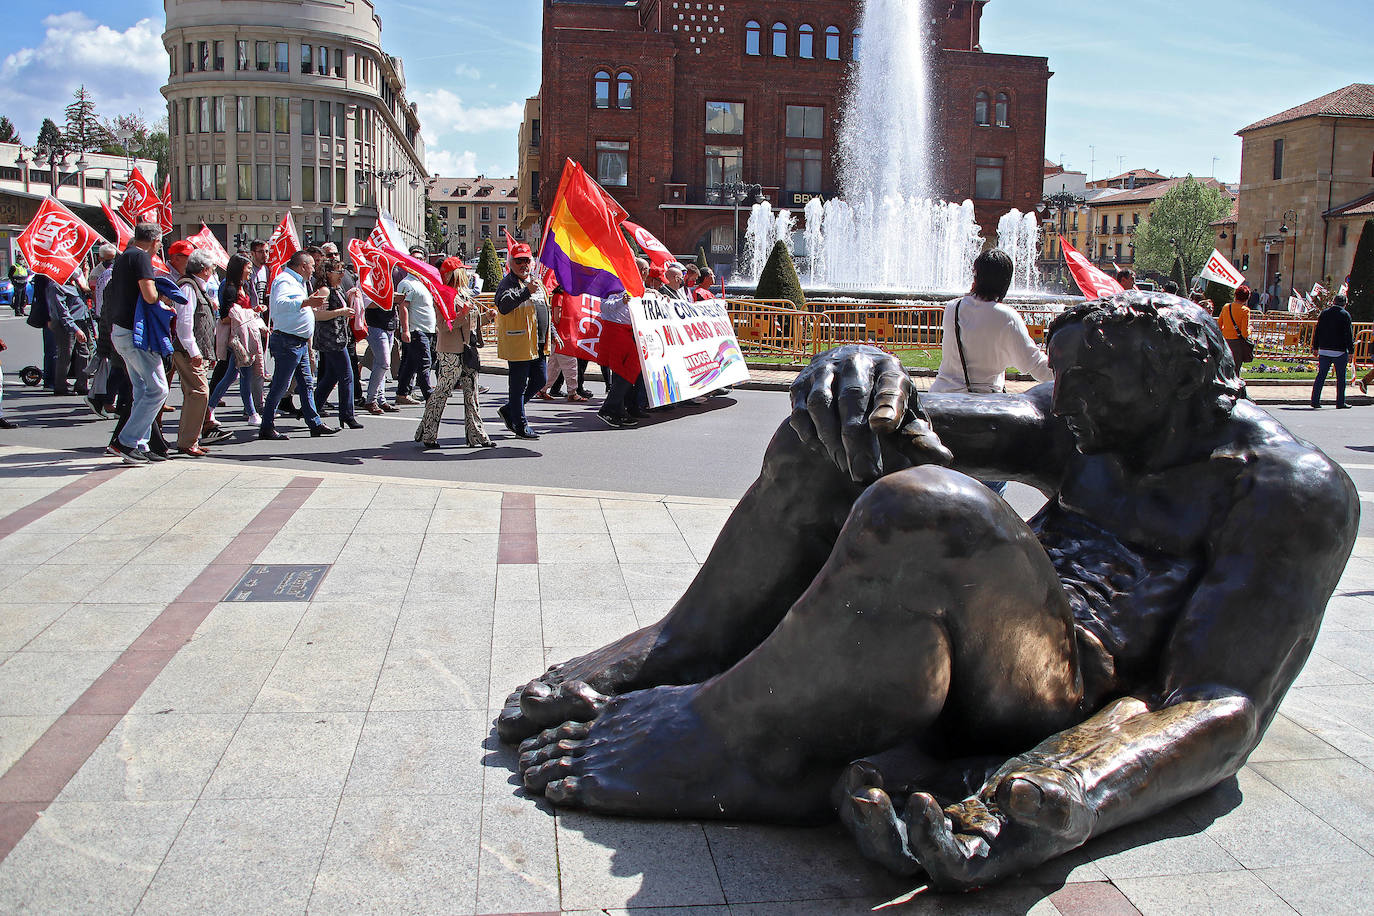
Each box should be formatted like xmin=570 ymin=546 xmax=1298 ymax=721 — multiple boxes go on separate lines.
xmin=629 ymin=290 xmax=750 ymax=408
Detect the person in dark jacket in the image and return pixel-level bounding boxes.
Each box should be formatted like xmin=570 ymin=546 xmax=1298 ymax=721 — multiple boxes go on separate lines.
xmin=1311 ymin=294 xmax=1355 ymax=409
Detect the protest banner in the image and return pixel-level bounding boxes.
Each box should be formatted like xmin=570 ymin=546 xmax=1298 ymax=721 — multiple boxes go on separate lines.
xmin=628 ymin=289 xmax=750 ymax=406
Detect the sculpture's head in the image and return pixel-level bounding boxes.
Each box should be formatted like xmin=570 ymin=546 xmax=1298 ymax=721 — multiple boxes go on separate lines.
xmin=1045 ymin=290 xmax=1243 ymax=454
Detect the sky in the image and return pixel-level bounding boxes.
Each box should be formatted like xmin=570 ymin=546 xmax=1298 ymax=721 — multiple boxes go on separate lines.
xmin=3 ymin=0 xmax=1372 ymax=184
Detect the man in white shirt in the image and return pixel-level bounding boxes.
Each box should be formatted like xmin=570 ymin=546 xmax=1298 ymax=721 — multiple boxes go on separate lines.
xmin=259 ymin=250 xmax=338 ymax=440
xmin=393 ymin=246 xmax=437 ymax=405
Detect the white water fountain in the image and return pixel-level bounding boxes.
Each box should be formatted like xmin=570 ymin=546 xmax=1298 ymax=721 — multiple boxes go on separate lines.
xmin=738 ymin=0 xmax=1042 ymax=295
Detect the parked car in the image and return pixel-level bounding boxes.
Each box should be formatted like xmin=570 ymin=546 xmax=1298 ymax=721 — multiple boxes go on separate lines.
xmin=0 ymin=278 xmax=12 ymax=306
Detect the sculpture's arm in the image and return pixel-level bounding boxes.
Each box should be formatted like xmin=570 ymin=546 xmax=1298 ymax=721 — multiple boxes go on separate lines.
xmin=789 ymin=344 xmax=1070 ymax=487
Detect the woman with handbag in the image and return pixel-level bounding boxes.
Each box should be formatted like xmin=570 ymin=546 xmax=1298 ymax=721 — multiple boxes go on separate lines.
xmin=415 ymin=258 xmax=495 ymax=449
xmin=313 ymin=259 xmax=364 ymax=429
xmin=208 ymin=254 xmax=268 ymax=427
xmin=1218 ymin=286 xmax=1253 ymax=368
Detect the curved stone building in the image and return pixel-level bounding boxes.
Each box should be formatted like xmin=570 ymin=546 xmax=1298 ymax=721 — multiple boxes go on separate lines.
xmin=162 ymin=0 xmax=427 ymax=249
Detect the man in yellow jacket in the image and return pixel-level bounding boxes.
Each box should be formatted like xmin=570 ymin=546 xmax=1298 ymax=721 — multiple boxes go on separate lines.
xmin=494 ymin=241 xmax=550 ymax=439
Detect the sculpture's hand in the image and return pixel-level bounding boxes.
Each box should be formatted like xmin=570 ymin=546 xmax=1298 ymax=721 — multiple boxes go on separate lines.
xmin=906 ymin=763 xmax=1095 ymax=890
xmin=789 ymin=344 xmax=950 ymax=483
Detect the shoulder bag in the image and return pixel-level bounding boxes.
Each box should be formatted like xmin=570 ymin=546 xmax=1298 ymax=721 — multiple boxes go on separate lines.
xmin=1228 ymin=302 xmax=1254 ymax=363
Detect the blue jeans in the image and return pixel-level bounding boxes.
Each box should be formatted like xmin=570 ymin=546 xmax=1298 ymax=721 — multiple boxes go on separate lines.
xmin=365 ymin=326 xmax=394 ymax=404
xmin=209 ymin=357 xmax=263 ymax=419
xmin=506 ymin=356 xmax=547 ymax=429
xmin=262 ymin=333 xmax=322 ymax=430
xmin=110 ymin=326 xmax=169 ymax=450
xmin=1312 ymin=353 xmax=1349 ymax=407
xmin=315 ymin=348 xmax=355 ymax=423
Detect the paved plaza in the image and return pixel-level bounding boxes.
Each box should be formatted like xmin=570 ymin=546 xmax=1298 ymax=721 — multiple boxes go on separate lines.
xmin=0 ymin=441 xmax=1371 ymax=915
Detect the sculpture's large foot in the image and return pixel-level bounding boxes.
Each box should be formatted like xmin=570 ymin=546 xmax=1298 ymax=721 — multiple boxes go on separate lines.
xmin=517 ymin=683 xmax=833 ymax=822
xmin=496 ymin=625 xmax=667 ymax=743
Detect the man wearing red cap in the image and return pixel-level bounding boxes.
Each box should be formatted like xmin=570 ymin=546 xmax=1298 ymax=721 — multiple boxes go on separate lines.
xmin=166 ymin=239 xmax=194 ymax=282
xmin=494 ymin=240 xmax=549 ymax=439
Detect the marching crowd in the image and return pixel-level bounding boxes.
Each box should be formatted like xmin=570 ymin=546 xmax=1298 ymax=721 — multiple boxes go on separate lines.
xmin=0 ymin=224 xmax=725 ymax=459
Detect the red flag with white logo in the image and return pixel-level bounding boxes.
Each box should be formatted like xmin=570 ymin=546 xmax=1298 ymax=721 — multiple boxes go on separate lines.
xmin=159 ymin=177 xmax=173 ymax=236
xmin=553 ymin=292 xmax=641 ymax=383
xmin=376 ymin=242 xmax=466 ymax=328
xmin=1060 ymin=236 xmax=1124 ymax=299
xmin=187 ymin=224 xmax=231 ymax=271
xmin=622 ymin=220 xmax=673 ymax=271
xmin=18 ymin=197 xmax=102 ymax=284
xmin=100 ymin=200 xmax=134 ymax=251
xmin=347 ymin=237 xmax=396 ymax=310
xmin=118 ymin=166 xmax=162 ymax=227
xmin=265 ymin=212 xmax=300 ymax=288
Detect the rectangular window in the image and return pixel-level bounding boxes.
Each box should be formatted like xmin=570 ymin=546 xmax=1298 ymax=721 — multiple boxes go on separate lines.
xmin=317 ymin=45 xmax=328 ymax=75
xmin=275 ymin=42 xmax=289 ymax=73
xmin=186 ymin=165 xmax=196 ymax=200
xmin=214 ymin=163 xmax=226 ymax=200
xmin=276 ymin=164 xmax=290 ymax=200
xmin=301 ymin=165 xmax=315 ymax=202
xmin=705 ymin=145 xmax=743 ymax=188
xmin=301 ymin=43 xmax=312 ymax=73
xmin=237 ymin=164 xmax=251 ymax=200
xmin=706 ymin=101 xmax=745 ymax=135
xmin=254 ymin=96 xmax=269 ymax=132
xmin=256 ymin=41 xmax=270 ymax=71
xmin=318 ymin=101 xmax=331 ymax=136
xmin=497 ymin=206 xmax=507 ymax=220
xmin=169 ymin=48 xmax=177 ymax=76
xmin=1115 ymin=243 xmax=1123 ymax=260
xmin=785 ymin=105 xmax=824 ymax=139
xmin=199 ymin=41 xmax=210 ymax=72
xmin=596 ymin=140 xmax=630 ymax=187
xmin=480 ymin=206 xmax=491 ymax=222
xmin=169 ymin=103 xmax=177 ymax=136
xmin=335 ymin=105 xmax=347 ymax=137
xmin=458 ymin=206 xmax=467 ymax=219
xmin=213 ymin=40 xmax=224 ymax=71
xmin=481 ymin=226 xmax=490 ymax=239
xmin=275 ymin=97 xmax=289 ymax=133
xmin=185 ymin=98 xmax=197 ymax=134
xmin=185 ymin=42 xmax=195 ymax=73
xmin=200 ymin=164 xmax=214 ymax=201
xmin=320 ymin=166 xmax=332 ymax=202
xmin=785 ymin=148 xmax=823 ymax=193
xmin=237 ymin=96 xmax=251 ymax=132
xmin=1273 ymin=138 xmax=1285 ymax=181
xmin=255 ymin=164 xmax=271 ymax=201
xmin=301 ymin=99 xmax=314 ymax=134
xmin=237 ymin=40 xmax=249 ymax=71
xmin=334 ymin=49 xmax=344 ymax=78
xmin=199 ymin=97 xmax=211 ymax=133
xmin=336 ymin=168 xmax=347 ymax=203
xmin=457 ymin=224 xmax=467 ymax=237
xmin=974 ymin=156 xmax=1004 ymax=200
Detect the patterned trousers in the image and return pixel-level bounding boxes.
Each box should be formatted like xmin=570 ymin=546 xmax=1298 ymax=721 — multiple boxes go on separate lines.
xmin=415 ymin=351 xmax=493 ymax=447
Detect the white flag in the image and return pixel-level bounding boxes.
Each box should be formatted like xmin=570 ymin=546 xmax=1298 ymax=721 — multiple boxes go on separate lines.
xmin=1311 ymin=282 xmax=1328 ymax=299
xmin=1199 ymin=249 xmax=1245 ymax=288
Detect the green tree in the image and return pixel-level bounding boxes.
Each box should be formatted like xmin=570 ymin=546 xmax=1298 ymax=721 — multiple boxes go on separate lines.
xmin=1203 ymin=280 xmax=1234 ymax=313
xmin=34 ymin=118 xmax=65 ymax=158
xmin=64 ymin=85 xmax=110 ymax=153
xmin=1346 ymin=220 xmax=1374 ymax=322
xmin=1170 ymin=258 xmax=1187 ymax=291
xmin=1133 ymin=177 xmax=1233 ymax=283
xmin=99 ymin=113 xmax=170 ymax=184
xmin=754 ymin=240 xmax=805 ymax=309
xmin=695 ymin=246 xmax=710 ymax=271
xmin=424 ymin=205 xmax=444 ymax=253
xmin=476 ymin=237 xmax=503 ymax=293
xmin=0 ymin=116 xmax=18 ymax=144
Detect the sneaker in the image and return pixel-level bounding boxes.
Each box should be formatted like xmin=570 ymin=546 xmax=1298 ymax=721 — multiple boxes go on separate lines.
xmin=84 ymin=396 xmax=106 ymax=418
xmin=394 ymin=394 xmax=419 ymax=406
xmin=247 ymin=413 xmax=262 ymax=427
xmin=138 ymin=448 xmax=167 ymax=463
xmin=201 ymin=427 xmax=232 ymax=445
xmin=114 ymin=442 xmax=148 ymax=465
xmin=596 ymin=410 xmax=627 ymax=429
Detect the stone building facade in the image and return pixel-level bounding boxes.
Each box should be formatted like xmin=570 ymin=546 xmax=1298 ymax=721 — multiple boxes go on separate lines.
xmin=426 ymin=177 xmax=520 ymax=260
xmin=161 ymin=0 xmax=427 ymax=249
xmin=1234 ymin=84 xmax=1374 ymax=297
xmin=537 ymin=0 xmax=1049 ymax=278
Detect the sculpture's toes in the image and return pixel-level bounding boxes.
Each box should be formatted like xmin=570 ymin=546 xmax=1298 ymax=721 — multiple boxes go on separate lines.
xmin=842 ymin=759 xmax=886 ymax=797
xmin=519 ymin=679 xmax=608 ymax=732
xmin=522 ymin=740 xmax=590 ymax=794
xmin=497 ymin=697 xmax=536 ymax=744
xmin=839 ymin=784 xmax=924 ymax=877
xmin=518 ymin=722 xmax=592 ymax=768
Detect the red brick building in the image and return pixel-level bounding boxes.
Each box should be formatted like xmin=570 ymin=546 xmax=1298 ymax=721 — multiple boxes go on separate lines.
xmin=537 ymin=0 xmax=1049 ymax=277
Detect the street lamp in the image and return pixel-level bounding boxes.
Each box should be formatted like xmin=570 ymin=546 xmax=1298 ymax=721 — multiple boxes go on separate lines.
xmin=1278 ymin=209 xmax=1298 ymax=294
xmin=1044 ymin=190 xmax=1083 ymax=289
xmin=710 ymin=180 xmax=764 ymax=275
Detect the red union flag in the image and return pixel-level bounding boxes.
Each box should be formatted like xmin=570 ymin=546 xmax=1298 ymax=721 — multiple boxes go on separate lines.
xmin=118 ymin=166 xmax=162 ymax=227
xmin=1059 ymin=235 xmax=1124 ymax=299
xmin=159 ymin=177 xmax=173 ymax=236
xmin=553 ymin=292 xmax=641 ymax=382
xmin=265 ymin=212 xmax=300 ymax=287
xmin=622 ymin=220 xmax=673 ymax=271
xmin=1199 ymin=248 xmax=1245 ymax=289
xmin=187 ymin=224 xmax=231 ymax=271
xmin=100 ymin=200 xmax=134 ymax=251
xmin=347 ymin=237 xmax=396 ymax=309
xmin=19 ymin=197 xmax=102 ymax=284
xmin=369 ymin=210 xmax=403 ymax=251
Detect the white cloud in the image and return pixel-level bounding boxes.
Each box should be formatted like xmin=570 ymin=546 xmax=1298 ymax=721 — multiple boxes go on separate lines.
xmin=2 ymin=12 xmax=167 ymax=139
xmin=415 ymin=88 xmax=523 ymax=135
xmin=425 ymin=148 xmax=480 ymax=177
xmin=454 ymin=63 xmax=481 ymax=81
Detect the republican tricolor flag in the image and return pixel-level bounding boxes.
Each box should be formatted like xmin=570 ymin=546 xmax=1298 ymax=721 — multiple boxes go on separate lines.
xmin=539 ymin=158 xmax=644 ymax=299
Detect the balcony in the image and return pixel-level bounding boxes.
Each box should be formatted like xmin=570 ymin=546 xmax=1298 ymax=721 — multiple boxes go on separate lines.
xmin=663 ymin=184 xmax=829 ymax=209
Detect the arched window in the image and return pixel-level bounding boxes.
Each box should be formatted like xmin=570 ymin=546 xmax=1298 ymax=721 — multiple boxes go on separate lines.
xmin=593 ymin=70 xmax=610 ymax=109
xmin=616 ymin=71 xmax=634 ymax=109
xmin=745 ymin=20 xmax=761 ymax=56
xmin=772 ymin=22 xmax=788 ymax=57
xmin=798 ymin=24 xmax=814 ymax=59
xmin=974 ymin=90 xmax=990 ymax=126
xmin=995 ymin=92 xmax=1010 ymax=127
xmin=825 ymin=25 xmax=840 ymax=60
xmin=852 ymin=27 xmax=862 ymax=60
